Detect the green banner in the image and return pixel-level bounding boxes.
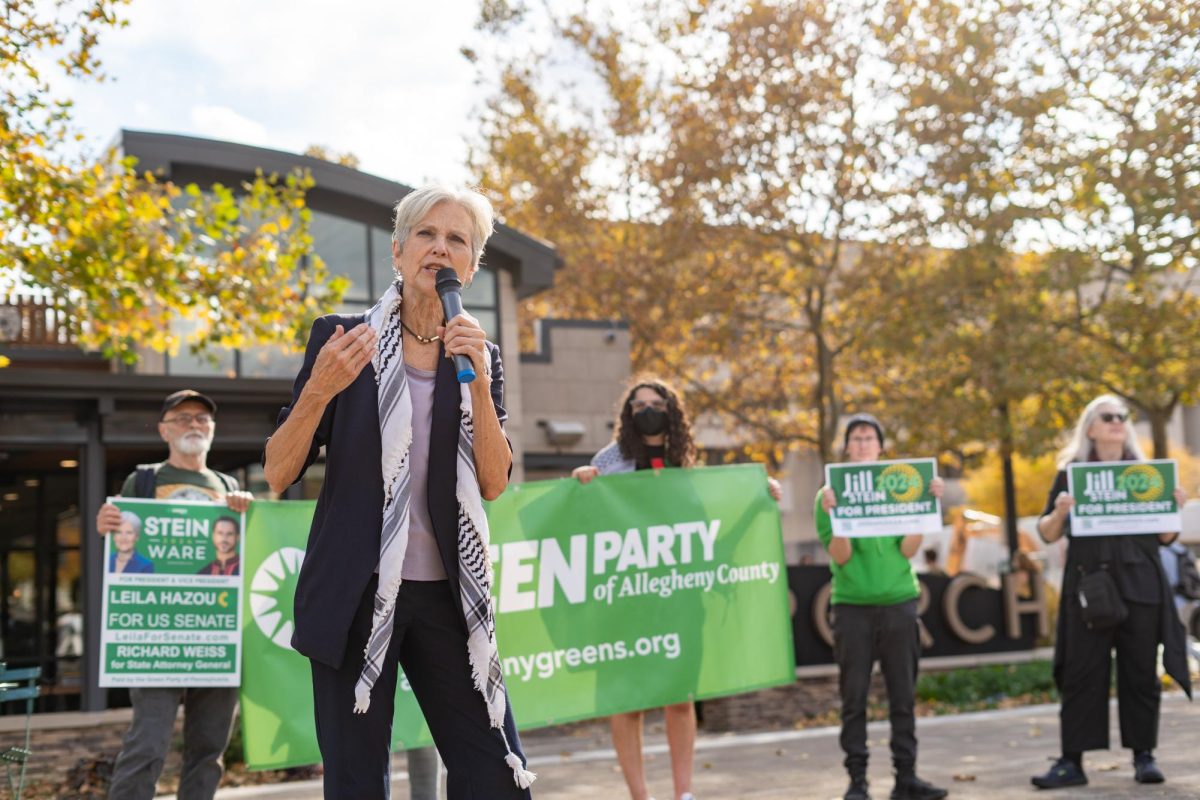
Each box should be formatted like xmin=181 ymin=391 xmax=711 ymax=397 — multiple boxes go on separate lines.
xmin=100 ymin=498 xmax=244 ymax=687
xmin=238 ymin=501 xmax=434 ymax=770
xmin=1067 ymin=459 xmax=1180 ymax=535
xmin=240 ymin=464 xmax=793 ymax=770
xmin=825 ymin=458 xmax=941 ymax=537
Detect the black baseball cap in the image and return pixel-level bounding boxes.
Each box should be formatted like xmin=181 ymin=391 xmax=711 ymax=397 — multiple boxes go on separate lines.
xmin=843 ymin=412 xmax=884 ymax=448
xmin=161 ymin=390 xmax=217 ymax=418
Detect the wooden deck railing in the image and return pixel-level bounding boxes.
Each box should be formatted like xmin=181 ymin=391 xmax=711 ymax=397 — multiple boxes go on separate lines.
xmin=0 ymin=291 xmax=78 ymax=348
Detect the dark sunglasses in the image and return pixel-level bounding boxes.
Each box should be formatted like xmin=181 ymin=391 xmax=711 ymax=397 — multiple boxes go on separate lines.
xmin=1098 ymin=411 xmax=1129 ymax=424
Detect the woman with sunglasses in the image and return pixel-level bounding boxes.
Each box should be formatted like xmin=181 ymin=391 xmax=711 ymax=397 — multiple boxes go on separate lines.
xmin=572 ymin=377 xmax=781 ymax=800
xmin=1031 ymin=395 xmax=1191 ymax=790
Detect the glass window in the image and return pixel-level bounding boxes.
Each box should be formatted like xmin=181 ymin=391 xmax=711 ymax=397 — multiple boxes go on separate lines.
xmin=463 ymin=266 xmax=496 ymax=307
xmin=168 ymin=316 xmax=235 ymax=377
xmin=311 ymin=211 xmax=370 ymax=302
xmin=240 ymin=344 xmax=304 ymax=379
xmin=470 ymin=310 xmax=498 ymax=342
xmin=371 ymin=227 xmax=396 ymax=296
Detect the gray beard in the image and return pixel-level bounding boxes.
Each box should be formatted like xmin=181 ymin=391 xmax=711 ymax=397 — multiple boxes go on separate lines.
xmin=175 ymin=434 xmax=212 ymax=456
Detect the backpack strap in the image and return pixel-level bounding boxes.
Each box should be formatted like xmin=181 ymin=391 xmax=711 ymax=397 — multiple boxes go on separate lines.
xmin=214 ymin=470 xmax=239 ymax=494
xmin=132 ymin=462 xmax=163 ymax=499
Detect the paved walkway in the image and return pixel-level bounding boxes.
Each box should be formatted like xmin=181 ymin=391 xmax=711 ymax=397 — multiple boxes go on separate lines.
xmin=183 ymin=693 xmax=1199 ymax=799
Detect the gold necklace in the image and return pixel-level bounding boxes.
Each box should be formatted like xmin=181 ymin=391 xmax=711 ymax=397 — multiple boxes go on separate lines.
xmin=399 ymin=319 xmax=440 ymax=344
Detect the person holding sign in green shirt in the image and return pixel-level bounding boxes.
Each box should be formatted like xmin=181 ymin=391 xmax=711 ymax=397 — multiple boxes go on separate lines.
xmin=1030 ymin=395 xmax=1191 ymax=791
xmin=815 ymin=413 xmax=947 ymax=800
xmin=574 ymin=377 xmax=782 ymax=800
xmin=95 ymin=390 xmax=252 ymax=800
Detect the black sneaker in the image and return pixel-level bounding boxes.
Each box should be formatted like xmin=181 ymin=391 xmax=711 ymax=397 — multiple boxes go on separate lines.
xmin=844 ymin=776 xmax=871 ymax=800
xmin=890 ymin=773 xmax=948 ymax=800
xmin=1133 ymin=751 xmax=1165 ymax=784
xmin=1031 ymin=757 xmax=1088 ymax=789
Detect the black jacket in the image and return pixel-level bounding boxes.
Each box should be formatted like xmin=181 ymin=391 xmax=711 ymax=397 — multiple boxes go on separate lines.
xmin=1044 ymin=469 xmax=1192 ymax=698
xmin=268 ymin=313 xmax=507 ymax=669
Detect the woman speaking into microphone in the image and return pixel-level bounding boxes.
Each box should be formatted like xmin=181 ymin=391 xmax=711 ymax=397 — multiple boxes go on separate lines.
xmin=264 ymin=186 xmax=533 ymax=800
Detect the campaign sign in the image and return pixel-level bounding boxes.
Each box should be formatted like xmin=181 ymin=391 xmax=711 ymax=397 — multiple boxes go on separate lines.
xmin=1067 ymin=460 xmax=1180 ymax=536
xmin=825 ymin=458 xmax=942 ymax=537
xmin=239 ymin=465 xmax=794 ymax=769
xmin=99 ymin=498 xmax=244 ymax=687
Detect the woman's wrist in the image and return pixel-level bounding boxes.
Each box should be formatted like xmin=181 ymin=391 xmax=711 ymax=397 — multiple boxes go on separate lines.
xmin=299 ymin=380 xmax=333 ymax=408
xmin=468 ymin=373 xmax=493 ymax=398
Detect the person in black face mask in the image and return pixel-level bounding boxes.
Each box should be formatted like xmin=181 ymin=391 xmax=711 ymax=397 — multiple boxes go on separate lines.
xmin=572 ymin=376 xmax=781 ymax=800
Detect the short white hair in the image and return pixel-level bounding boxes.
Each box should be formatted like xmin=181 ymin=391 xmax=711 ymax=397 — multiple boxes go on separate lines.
xmin=119 ymin=511 xmax=142 ymax=535
xmin=392 ymin=185 xmax=495 ymax=268
xmin=1057 ymin=393 xmax=1146 ymax=468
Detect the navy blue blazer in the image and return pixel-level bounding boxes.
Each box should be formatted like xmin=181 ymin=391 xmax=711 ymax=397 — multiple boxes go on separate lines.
xmin=269 ymin=313 xmax=508 ymax=669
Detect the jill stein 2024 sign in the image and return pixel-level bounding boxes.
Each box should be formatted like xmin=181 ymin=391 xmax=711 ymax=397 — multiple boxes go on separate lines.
xmin=825 ymin=458 xmax=942 ymax=537
xmin=1067 ymin=459 xmax=1180 ymax=536
xmin=99 ymin=498 xmax=245 ymax=687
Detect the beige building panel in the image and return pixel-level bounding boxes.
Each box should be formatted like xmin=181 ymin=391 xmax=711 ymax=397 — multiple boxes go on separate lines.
xmin=497 ymin=269 xmax=525 ymax=483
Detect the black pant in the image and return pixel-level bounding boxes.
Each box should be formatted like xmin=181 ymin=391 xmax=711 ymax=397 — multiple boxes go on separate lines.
xmin=831 ymin=600 xmax=920 ymax=775
xmin=1059 ymin=597 xmax=1161 ymax=753
xmin=311 ymin=578 xmax=531 ymax=800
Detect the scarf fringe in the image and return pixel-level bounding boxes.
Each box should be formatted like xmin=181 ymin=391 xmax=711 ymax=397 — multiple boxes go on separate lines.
xmin=353 ymin=683 xmax=372 ymax=714
xmin=505 ymin=751 xmax=537 ymax=789
xmin=499 ymin=714 xmax=536 ymax=788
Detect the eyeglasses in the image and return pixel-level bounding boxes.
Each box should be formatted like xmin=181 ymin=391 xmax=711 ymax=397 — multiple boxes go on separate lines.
xmin=162 ymin=413 xmax=215 ymax=427
xmin=1098 ymin=412 xmax=1129 ymax=424
xmin=630 ymin=399 xmax=668 ymax=412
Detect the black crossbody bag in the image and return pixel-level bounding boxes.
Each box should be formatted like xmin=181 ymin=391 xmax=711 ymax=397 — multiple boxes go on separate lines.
xmin=1077 ymin=564 xmax=1128 ymax=631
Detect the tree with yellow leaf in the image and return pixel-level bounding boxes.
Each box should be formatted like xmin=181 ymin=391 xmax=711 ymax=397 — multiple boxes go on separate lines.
xmin=1030 ymin=0 xmax=1200 ymax=457
xmin=469 ymin=0 xmax=922 ymax=464
xmin=0 ymin=0 xmax=344 ymax=363
xmin=468 ymin=0 xmax=1200 ymax=475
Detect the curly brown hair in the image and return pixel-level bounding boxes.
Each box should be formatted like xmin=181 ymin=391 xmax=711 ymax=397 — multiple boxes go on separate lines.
xmin=614 ymin=376 xmax=696 ymax=468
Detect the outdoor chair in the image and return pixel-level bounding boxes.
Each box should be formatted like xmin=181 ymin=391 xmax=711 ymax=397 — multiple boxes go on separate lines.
xmin=0 ymin=663 xmax=41 ymax=800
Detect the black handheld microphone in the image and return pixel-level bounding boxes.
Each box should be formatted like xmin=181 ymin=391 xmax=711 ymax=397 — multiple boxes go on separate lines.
xmin=435 ymin=268 xmax=477 ymax=383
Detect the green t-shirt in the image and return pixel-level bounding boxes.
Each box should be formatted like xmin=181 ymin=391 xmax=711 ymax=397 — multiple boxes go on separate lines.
xmin=120 ymin=462 xmax=236 ymax=501
xmin=814 ymin=487 xmax=920 ymax=606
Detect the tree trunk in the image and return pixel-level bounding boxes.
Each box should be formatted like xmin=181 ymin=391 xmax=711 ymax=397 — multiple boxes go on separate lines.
xmin=998 ymin=402 xmax=1020 ymax=560
xmin=1148 ymin=408 xmax=1173 ymax=458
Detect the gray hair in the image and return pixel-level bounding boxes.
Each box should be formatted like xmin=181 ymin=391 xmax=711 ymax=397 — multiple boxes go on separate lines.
xmin=1057 ymin=393 xmax=1146 ymax=468
xmin=392 ymin=185 xmax=495 ymax=269
xmin=119 ymin=511 xmax=142 ymax=536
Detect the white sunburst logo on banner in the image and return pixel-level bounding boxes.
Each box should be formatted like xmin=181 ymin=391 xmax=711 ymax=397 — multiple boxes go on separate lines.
xmin=250 ymin=547 xmax=305 ymax=650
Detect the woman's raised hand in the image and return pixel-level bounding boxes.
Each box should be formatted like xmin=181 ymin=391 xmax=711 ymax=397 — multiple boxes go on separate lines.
xmin=439 ymin=313 xmax=488 ymax=377
xmin=307 ymin=324 xmax=377 ymax=402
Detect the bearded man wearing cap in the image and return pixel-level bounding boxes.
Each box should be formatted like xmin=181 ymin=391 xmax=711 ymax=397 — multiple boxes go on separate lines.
xmin=95 ymin=389 xmax=253 ymax=800
xmin=814 ymin=413 xmax=948 ymax=800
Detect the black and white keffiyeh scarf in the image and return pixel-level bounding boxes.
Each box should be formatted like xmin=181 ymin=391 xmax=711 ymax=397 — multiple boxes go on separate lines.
xmin=352 ymin=280 xmax=534 ymax=789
